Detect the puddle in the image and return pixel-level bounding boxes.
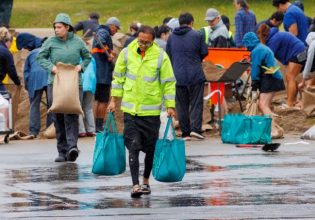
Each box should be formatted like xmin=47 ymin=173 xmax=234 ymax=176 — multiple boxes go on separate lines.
xmin=2 ymin=155 xmax=315 ymax=213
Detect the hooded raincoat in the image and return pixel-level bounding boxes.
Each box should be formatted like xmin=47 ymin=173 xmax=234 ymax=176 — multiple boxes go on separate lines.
xmin=242 ymin=32 xmax=284 ymax=93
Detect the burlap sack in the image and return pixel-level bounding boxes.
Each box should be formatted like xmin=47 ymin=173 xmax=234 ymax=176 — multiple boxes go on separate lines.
xmin=48 ymin=63 xmax=83 ymax=115
xmin=202 ymin=61 xmax=226 ymax=81
xmin=43 ymin=123 xmax=56 ymax=139
xmin=271 ymin=121 xmax=284 ymax=139
xmin=244 ymin=99 xmax=259 ymax=116
xmin=112 ymin=33 xmax=127 ymax=64
xmin=302 ymin=86 xmax=315 ymax=117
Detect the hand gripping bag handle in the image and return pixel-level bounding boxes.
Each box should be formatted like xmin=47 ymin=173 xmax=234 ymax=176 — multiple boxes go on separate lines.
xmin=163 ymin=117 xmax=176 ymax=140
xmin=103 ymin=112 xmax=118 ymax=134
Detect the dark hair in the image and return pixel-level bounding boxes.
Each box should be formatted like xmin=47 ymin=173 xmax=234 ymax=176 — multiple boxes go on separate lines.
xmin=257 ymin=23 xmax=271 ymax=44
xmin=221 ymin=15 xmax=230 ymax=31
xmin=138 ymin=25 xmax=155 ymax=39
xmin=0 ymin=24 xmax=10 ymax=29
xmin=154 ymin=25 xmax=171 ymax=38
xmin=272 ymin=0 xmax=289 ymax=7
xmin=89 ymin=12 xmax=100 ymax=20
xmin=54 ymin=22 xmax=74 ymax=32
xmin=293 ymin=0 xmax=304 ymax=11
xmin=130 ymin=22 xmax=140 ymax=32
xmin=236 ymin=0 xmax=249 ymax=11
xmin=163 ymin=17 xmax=173 ymax=25
xmin=178 ymin=12 xmax=194 ymax=26
xmin=270 ymin=11 xmax=284 ymax=21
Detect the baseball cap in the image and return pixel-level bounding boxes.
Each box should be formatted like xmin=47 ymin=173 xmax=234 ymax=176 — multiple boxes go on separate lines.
xmin=166 ymin=18 xmax=179 ymax=31
xmin=205 ymin=8 xmax=220 ymax=21
xmin=106 ymin=17 xmax=121 ymax=29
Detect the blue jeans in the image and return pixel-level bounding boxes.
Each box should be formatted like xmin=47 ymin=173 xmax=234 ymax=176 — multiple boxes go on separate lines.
xmin=29 ymin=88 xmax=53 ymax=136
xmin=79 ymin=91 xmax=95 ymax=133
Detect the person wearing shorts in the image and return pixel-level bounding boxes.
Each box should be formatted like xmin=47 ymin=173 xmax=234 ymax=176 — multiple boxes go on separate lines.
xmin=92 ymin=17 xmax=120 ymax=132
xmin=242 ymin=32 xmax=285 ymax=116
xmin=257 ymin=24 xmax=305 ymax=108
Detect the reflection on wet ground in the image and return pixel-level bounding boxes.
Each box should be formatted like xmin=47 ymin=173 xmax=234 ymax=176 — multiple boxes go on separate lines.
xmin=1 ymin=147 xmax=315 ymax=219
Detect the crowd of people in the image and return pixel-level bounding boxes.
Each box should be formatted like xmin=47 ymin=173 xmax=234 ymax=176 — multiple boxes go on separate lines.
xmin=1 ymin=0 xmax=315 ymax=197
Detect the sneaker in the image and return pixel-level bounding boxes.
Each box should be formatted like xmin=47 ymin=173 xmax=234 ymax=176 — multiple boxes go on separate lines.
xmin=55 ymin=154 xmax=66 ymax=162
xmin=141 ymin=184 xmax=151 ymax=195
xmin=66 ymin=147 xmax=79 ymax=162
xmin=190 ymin=131 xmax=205 ymax=139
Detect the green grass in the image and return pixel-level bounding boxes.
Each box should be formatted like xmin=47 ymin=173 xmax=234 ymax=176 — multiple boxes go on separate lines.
xmin=11 ymin=0 xmax=315 ymax=31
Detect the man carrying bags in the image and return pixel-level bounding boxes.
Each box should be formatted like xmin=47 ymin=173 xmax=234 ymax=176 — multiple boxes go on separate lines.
xmin=108 ymin=25 xmax=176 ymax=198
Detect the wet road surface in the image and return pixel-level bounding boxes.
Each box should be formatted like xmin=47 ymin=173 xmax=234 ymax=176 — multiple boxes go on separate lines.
xmin=0 ymin=137 xmax=315 ymax=219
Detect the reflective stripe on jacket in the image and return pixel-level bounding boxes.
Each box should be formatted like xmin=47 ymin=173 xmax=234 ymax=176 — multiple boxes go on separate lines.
xmin=111 ymin=40 xmax=176 ymax=116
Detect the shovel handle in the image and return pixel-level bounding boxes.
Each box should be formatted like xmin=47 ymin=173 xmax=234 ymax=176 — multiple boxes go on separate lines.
xmin=236 ymin=144 xmax=264 ymax=148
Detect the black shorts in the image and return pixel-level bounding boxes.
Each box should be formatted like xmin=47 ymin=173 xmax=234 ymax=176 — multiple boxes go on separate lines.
xmin=95 ymin=84 xmax=110 ymax=103
xmin=123 ymin=113 xmax=160 ymax=153
xmin=259 ymin=74 xmax=285 ymax=93
xmin=289 ymin=53 xmax=306 ymax=66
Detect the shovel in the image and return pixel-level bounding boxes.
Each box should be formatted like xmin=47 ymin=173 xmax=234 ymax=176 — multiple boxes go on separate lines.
xmin=236 ymin=143 xmax=280 ymax=152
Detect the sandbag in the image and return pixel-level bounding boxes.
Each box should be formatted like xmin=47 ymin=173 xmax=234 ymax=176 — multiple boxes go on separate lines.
xmin=244 ymin=99 xmax=259 ymax=116
xmin=48 ymin=63 xmax=83 ymax=115
xmin=202 ymin=61 xmax=226 ymax=81
xmin=301 ymin=125 xmax=315 ymax=140
xmin=302 ymin=86 xmax=315 ymax=117
xmin=9 ymin=131 xmax=35 ymax=140
xmin=271 ymin=121 xmax=284 ymax=139
xmin=112 ymin=33 xmax=127 ymax=63
xmin=43 ymin=123 xmax=56 ymax=139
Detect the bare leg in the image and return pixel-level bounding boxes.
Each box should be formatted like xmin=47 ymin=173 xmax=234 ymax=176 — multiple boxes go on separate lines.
xmin=259 ymin=92 xmax=275 ymax=115
xmin=95 ymin=102 xmax=108 ymax=118
xmin=285 ymin=62 xmax=302 ymax=107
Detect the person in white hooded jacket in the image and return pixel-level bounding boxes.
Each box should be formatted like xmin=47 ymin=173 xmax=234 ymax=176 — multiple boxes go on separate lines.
xmin=299 ymin=29 xmax=315 ymax=88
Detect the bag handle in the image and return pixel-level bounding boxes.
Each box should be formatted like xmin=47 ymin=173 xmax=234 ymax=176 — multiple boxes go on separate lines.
xmin=103 ymin=112 xmax=118 ymax=133
xmin=163 ymin=117 xmax=176 ymax=140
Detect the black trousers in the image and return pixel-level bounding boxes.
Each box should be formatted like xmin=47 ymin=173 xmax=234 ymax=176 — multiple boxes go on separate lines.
xmin=176 ymin=83 xmax=204 ymax=137
xmin=123 ymin=113 xmax=160 ymax=186
xmin=47 ymin=85 xmax=82 ymax=156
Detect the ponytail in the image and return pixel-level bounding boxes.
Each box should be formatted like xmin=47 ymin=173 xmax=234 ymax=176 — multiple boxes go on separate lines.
xmin=257 ymin=23 xmax=270 ymax=45
xmin=236 ymin=0 xmax=249 ymax=12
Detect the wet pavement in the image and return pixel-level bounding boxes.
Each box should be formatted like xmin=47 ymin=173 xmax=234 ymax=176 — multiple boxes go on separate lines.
xmin=0 ymin=136 xmax=315 ymax=219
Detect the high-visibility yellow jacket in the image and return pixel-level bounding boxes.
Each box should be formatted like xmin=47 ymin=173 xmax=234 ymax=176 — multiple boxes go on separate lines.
xmin=111 ymin=40 xmax=176 ymax=116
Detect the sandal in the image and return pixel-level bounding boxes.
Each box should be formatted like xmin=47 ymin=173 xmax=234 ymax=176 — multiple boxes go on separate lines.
xmin=141 ymin=184 xmax=151 ymax=195
xmin=131 ymin=185 xmax=143 ymax=198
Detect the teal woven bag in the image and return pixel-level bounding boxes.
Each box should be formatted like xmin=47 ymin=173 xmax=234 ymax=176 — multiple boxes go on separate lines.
xmin=153 ymin=117 xmax=186 ymax=182
xmin=92 ymin=112 xmax=126 ymax=175
xmin=250 ymin=115 xmax=272 ymax=144
xmin=221 ymin=114 xmax=271 ymax=144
